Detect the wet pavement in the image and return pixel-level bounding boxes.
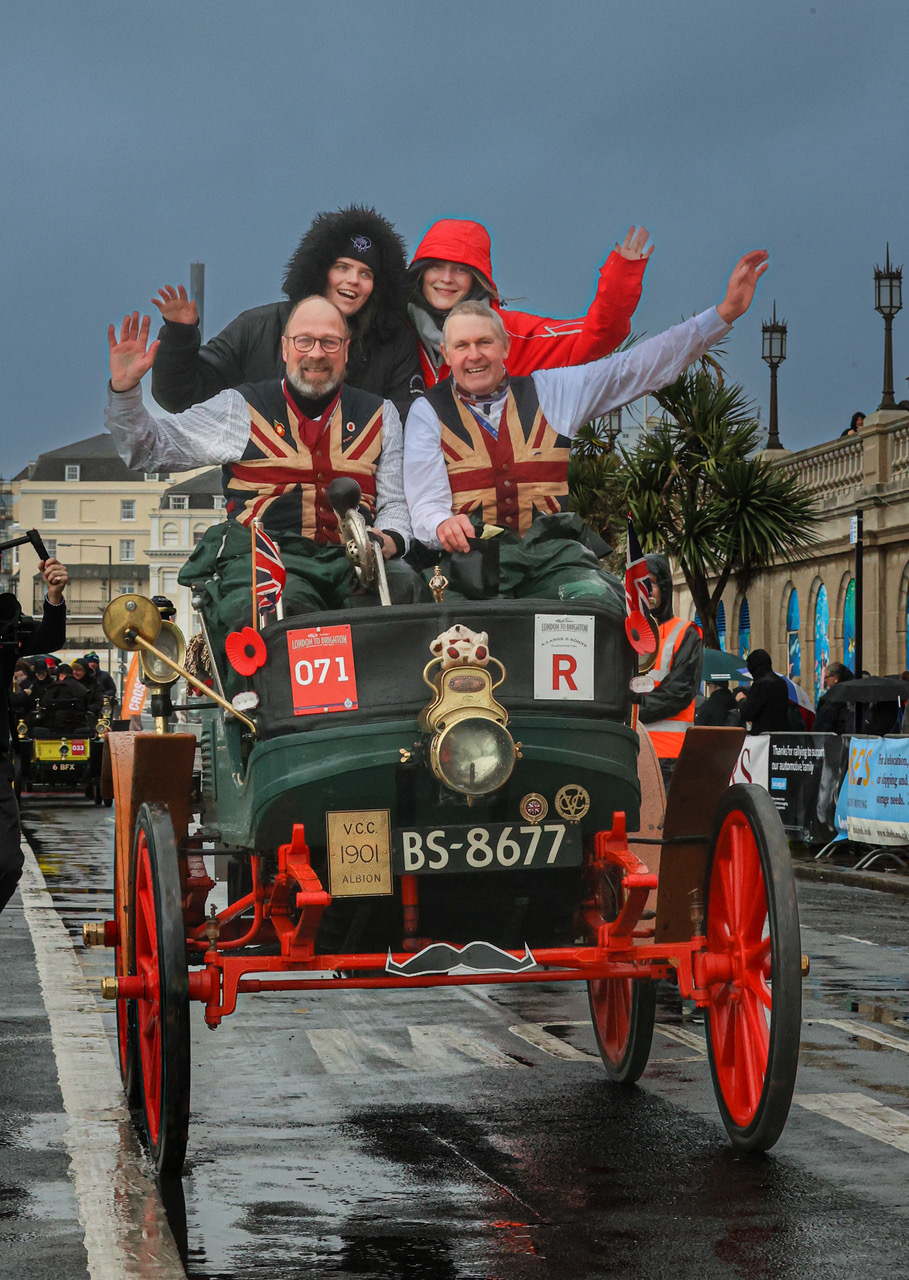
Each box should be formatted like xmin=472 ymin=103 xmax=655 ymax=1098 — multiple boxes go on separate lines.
xmin=7 ymin=794 xmax=909 ymax=1279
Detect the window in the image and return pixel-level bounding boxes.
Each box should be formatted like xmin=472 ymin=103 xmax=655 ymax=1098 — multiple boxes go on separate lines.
xmin=738 ymin=596 xmax=751 ymax=660
xmin=161 ymin=570 xmax=179 ymax=599
xmin=716 ymin=601 xmax=727 ymax=652
xmin=212 ymin=495 xmax=227 ymax=510
xmin=121 ymin=499 xmax=136 ymax=521
xmin=169 ymin=495 xmax=188 ymax=511
xmin=42 ymin=499 xmax=57 ymax=522
xmin=786 ymin=590 xmax=801 ymax=678
xmin=193 ymin=523 xmax=206 ymax=546
xmin=43 ymin=538 xmax=57 ymax=558
xmin=843 ymin=579 xmax=856 ymax=672
xmin=814 ymin=585 xmax=829 ymax=703
xmin=119 ymin=581 xmax=135 ymax=595
xmin=145 ymin=473 xmax=162 ymax=482
xmin=65 ymin=464 xmax=80 ymax=482
xmin=119 ymin=539 xmax=135 ymax=562
xmin=162 ymin=523 xmax=179 ymax=548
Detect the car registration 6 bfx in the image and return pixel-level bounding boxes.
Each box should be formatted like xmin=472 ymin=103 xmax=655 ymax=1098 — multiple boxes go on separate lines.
xmin=391 ymin=822 xmax=582 ymax=875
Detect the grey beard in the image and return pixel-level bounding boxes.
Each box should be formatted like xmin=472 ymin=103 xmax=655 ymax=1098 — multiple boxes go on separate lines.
xmin=286 ymin=365 xmax=343 ymax=399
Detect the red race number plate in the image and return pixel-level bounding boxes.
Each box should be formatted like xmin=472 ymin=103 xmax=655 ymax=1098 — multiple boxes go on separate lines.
xmin=286 ymin=625 xmax=358 ymax=716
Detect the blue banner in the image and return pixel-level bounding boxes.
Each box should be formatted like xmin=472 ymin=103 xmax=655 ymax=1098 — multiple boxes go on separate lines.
xmin=845 ymin=736 xmax=909 ymax=845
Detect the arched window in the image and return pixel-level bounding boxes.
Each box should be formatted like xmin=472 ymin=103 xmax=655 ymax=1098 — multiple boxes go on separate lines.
xmin=717 ymin=601 xmax=727 ymax=652
xmin=738 ymin=596 xmax=751 ymax=659
xmin=786 ymin=590 xmax=801 ymax=678
xmin=814 ymin=584 xmax=829 ymax=702
xmin=843 ymin=579 xmax=856 ymax=673
xmin=162 ymin=522 xmax=179 ymax=549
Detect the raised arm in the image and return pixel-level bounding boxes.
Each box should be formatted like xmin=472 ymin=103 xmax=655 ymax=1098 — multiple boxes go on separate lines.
xmin=108 ymin=312 xmax=160 ymax=392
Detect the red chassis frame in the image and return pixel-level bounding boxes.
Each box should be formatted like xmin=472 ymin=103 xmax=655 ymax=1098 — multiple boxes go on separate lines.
xmin=112 ymin=814 xmax=722 ymax=1029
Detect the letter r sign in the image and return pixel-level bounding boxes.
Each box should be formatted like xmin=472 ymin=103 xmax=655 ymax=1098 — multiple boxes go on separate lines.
xmin=533 ymin=615 xmax=595 ymax=701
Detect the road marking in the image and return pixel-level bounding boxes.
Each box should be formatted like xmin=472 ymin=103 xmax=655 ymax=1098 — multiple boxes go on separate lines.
xmin=18 ymin=841 xmax=185 ymax=1280
xmin=796 ymin=1093 xmax=909 ymax=1154
xmin=655 ymin=1025 xmax=707 ymax=1053
xmin=807 ymin=1018 xmax=909 ymax=1054
xmin=509 ymin=1022 xmax=593 ymax=1061
xmin=305 ymin=1025 xmax=523 ymax=1073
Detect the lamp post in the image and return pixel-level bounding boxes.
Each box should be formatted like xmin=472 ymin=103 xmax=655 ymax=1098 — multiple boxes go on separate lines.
xmin=761 ymin=301 xmax=787 ymax=450
xmin=874 ymin=244 xmax=902 ymax=410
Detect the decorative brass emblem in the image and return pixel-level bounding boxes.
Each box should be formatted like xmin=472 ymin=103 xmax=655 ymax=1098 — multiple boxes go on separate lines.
xmin=519 ymin=793 xmax=548 ymax=824
xmin=554 ymin=784 xmax=590 ymax=823
xmin=428 ymin=565 xmax=449 ymax=603
xmin=447 ymin=673 xmax=486 ymax=693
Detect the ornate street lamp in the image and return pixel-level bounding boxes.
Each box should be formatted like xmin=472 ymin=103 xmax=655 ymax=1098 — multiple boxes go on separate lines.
xmin=761 ymin=301 xmax=787 ymax=449
xmin=874 ymin=244 xmax=902 ymax=410
xmin=604 ymin=408 xmax=622 ymax=450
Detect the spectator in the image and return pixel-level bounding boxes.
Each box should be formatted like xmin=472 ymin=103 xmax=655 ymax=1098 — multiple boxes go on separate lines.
xmin=151 ymin=206 xmax=420 ymax=421
xmin=734 ymin=648 xmax=791 ymax=733
xmin=71 ymin=658 xmax=106 ymax=720
xmin=813 ymin=662 xmax=854 ymax=733
xmin=83 ymin=652 xmax=118 ymax=711
xmin=694 ymin=679 xmax=741 ymax=726
xmin=840 ymin=411 xmax=865 ymax=437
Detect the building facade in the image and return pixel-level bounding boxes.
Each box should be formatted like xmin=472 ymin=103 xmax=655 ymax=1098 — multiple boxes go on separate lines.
xmin=673 ymin=409 xmax=909 ymax=703
xmin=147 ymin=468 xmax=226 ymax=639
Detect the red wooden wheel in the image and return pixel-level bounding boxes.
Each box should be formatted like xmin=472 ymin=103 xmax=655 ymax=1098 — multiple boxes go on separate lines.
xmin=703 ymin=784 xmax=801 ymax=1152
xmin=588 ymin=975 xmax=656 ymax=1083
xmin=587 ymin=864 xmax=656 ymax=1083
xmin=130 ymin=803 xmax=190 ymax=1176
xmin=113 ymin=836 xmax=139 ymax=1107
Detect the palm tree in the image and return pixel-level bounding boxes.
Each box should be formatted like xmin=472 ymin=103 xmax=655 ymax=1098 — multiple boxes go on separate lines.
xmin=620 ymin=364 xmax=820 ymax=649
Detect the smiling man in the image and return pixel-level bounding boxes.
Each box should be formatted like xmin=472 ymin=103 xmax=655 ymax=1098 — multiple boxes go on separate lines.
xmin=105 ymin=295 xmax=428 ymax=645
xmin=403 ymin=251 xmax=768 ymax=600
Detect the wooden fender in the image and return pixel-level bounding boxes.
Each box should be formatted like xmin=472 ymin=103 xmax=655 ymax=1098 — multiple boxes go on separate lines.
xmin=108 ymin=732 xmax=198 ymax=974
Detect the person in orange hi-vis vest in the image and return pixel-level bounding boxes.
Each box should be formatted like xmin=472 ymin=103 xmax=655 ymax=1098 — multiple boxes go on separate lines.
xmin=638 ymin=553 xmax=703 ymax=792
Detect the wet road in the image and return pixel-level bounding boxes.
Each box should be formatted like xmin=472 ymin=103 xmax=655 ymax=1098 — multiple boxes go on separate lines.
xmin=18 ymin=796 xmax=909 ymax=1280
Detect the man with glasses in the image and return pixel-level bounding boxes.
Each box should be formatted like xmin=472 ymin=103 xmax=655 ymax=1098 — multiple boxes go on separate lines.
xmin=105 ymin=295 xmax=427 ymax=642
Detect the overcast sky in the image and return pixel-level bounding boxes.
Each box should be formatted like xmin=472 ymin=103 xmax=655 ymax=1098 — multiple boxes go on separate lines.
xmin=3 ymin=0 xmax=908 ymax=476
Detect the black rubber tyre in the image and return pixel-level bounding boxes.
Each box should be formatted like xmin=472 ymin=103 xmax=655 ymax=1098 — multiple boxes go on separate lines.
xmin=588 ymin=975 xmax=657 ymax=1083
xmin=129 ymin=803 xmax=190 ymax=1177
xmin=703 ymin=784 xmax=801 ymax=1153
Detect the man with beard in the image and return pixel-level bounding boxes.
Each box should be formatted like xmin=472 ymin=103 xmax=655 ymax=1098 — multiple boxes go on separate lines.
xmin=105 ymin=296 xmax=427 ymax=649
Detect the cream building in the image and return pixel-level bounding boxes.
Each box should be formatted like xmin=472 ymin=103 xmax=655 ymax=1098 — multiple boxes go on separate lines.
xmin=146 ymin=468 xmax=226 ymax=639
xmin=673 ymin=409 xmax=909 ymax=705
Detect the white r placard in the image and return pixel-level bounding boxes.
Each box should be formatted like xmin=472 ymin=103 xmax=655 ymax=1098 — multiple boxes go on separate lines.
xmin=533 ymin=614 xmax=595 ymax=701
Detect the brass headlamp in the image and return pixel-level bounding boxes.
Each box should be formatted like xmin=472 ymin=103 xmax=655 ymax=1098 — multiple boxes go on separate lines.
xmin=418 ymin=657 xmax=516 ymax=798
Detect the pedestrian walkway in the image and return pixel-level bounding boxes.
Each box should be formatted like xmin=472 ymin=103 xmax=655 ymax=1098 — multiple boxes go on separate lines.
xmin=0 ymin=891 xmax=90 ymax=1280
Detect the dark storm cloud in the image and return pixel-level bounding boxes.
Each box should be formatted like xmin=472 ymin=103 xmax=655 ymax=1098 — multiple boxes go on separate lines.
xmin=2 ymin=0 xmax=908 ymax=473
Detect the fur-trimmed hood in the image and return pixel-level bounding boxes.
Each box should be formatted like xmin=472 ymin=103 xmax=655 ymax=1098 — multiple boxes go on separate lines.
xmin=282 ymin=206 xmax=410 ymax=344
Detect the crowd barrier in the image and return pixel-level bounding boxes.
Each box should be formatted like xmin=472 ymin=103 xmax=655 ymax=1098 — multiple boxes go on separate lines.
xmin=730 ymin=731 xmax=909 ymax=848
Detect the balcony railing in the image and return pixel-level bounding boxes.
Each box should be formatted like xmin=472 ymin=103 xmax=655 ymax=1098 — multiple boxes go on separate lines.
xmin=776 ymin=411 xmax=909 ymax=509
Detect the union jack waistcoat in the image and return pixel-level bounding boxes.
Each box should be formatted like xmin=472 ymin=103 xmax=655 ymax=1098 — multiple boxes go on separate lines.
xmin=223 ymin=380 xmax=384 ymax=540
xmin=424 ymin=377 xmax=571 ymax=535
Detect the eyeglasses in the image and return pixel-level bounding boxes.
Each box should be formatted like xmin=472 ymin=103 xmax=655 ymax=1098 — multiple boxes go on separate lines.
xmin=286 ymin=334 xmax=345 ymax=354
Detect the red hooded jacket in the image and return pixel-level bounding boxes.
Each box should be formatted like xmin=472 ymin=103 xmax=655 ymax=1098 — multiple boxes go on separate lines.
xmin=410 ymin=219 xmax=648 ymax=386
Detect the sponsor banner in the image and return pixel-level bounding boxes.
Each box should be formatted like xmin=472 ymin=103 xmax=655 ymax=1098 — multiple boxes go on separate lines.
xmin=533 ymin=615 xmax=595 ymax=701
xmin=845 ymin=736 xmax=909 ymax=845
xmin=122 ymin=652 xmax=148 ymax=717
xmin=732 ymin=734 xmax=769 ymax=789
xmin=731 ymin=733 xmax=849 ymax=843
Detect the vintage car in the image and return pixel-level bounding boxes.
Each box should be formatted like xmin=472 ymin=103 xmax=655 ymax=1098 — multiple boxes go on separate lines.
xmin=85 ymin=500 xmax=804 ymax=1178
xmin=15 ymin=697 xmax=109 ymax=802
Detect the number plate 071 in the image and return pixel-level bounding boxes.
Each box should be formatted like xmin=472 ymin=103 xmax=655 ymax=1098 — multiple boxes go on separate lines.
xmin=391 ymin=823 xmax=582 ymax=875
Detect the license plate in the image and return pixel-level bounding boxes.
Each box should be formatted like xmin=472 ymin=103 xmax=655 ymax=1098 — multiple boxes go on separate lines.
xmin=392 ymin=822 xmax=582 ymax=875
xmin=34 ymin=740 xmax=89 ymax=761
xmin=326 ymin=809 xmax=394 ymax=897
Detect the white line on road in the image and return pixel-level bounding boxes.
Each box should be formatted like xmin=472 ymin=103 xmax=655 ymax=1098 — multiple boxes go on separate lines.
xmin=795 ymin=1093 xmax=909 ymax=1154
xmin=18 ymin=841 xmax=185 ymax=1280
xmin=807 ymin=1018 xmax=909 ymax=1054
xmin=509 ymin=1022 xmax=593 ymax=1061
xmin=305 ymin=1024 xmax=523 ymax=1073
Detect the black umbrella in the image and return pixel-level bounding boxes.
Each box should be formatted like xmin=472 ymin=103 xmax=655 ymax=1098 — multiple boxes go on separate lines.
xmin=824 ymin=677 xmax=909 ymax=703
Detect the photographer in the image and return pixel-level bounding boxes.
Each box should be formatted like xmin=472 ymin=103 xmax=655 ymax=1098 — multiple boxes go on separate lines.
xmin=0 ymin=558 xmax=68 ymax=917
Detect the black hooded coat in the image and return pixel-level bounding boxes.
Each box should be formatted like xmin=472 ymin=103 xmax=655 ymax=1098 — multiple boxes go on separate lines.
xmin=151 ymin=207 xmax=421 ymax=421
xmin=638 ymin=554 xmax=703 ymax=728
xmin=735 ymin=648 xmax=790 ymax=734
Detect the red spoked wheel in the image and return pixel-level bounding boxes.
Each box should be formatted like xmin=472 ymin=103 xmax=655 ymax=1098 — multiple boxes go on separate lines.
xmin=703 ymin=784 xmax=801 ymax=1152
xmin=587 ymin=864 xmax=656 ymax=1083
xmin=130 ymin=803 xmax=190 ymax=1177
xmin=588 ymin=976 xmax=656 ymax=1083
xmin=113 ymin=835 xmax=139 ymax=1108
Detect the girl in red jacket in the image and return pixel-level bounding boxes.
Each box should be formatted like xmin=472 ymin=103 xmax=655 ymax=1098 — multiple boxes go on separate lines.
xmin=407 ymin=218 xmax=653 ymax=387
